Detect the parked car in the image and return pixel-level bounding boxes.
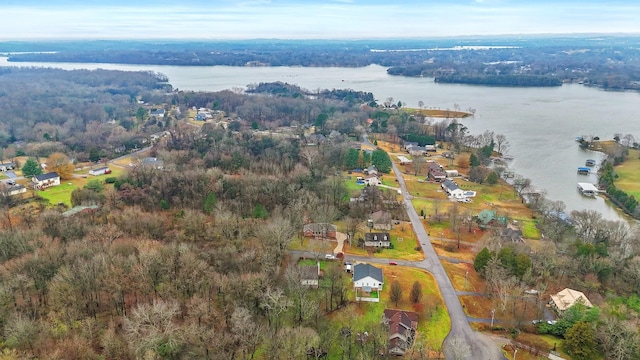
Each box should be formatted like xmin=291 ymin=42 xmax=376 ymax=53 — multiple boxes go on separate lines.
xmin=325 ymin=254 xmax=336 ymax=260
xmin=532 ymin=319 xmax=544 ymax=324
xmin=389 ymin=261 xmax=397 ymax=265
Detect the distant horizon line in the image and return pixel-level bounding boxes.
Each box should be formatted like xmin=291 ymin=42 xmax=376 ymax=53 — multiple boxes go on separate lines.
xmin=1 ymin=32 xmax=640 ymax=42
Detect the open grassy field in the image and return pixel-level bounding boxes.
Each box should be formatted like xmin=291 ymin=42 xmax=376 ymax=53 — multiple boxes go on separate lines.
xmin=613 ymin=148 xmax=640 ymax=199
xmin=404 ymin=108 xmax=473 ymax=119
xmin=441 ymin=261 xmax=484 ymax=292
xmin=36 ymin=179 xmax=83 ymax=207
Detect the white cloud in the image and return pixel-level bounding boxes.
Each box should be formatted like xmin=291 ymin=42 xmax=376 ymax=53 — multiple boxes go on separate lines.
xmin=0 ymin=2 xmax=639 ymax=40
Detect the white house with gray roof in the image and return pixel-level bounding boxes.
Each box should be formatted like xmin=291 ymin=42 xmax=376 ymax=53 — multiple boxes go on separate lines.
xmin=353 ymin=263 xmax=384 ymax=302
xmin=441 ymin=179 xmax=465 ymax=199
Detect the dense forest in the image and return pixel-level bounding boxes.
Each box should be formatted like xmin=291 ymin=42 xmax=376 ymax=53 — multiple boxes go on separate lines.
xmin=0 ymin=66 xmax=640 ymax=359
xmin=4 ymin=35 xmax=640 ymax=89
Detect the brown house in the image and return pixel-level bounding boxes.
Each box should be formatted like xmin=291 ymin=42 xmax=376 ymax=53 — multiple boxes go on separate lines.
xmin=369 ymin=210 xmax=392 ymax=230
xmin=303 ymin=223 xmax=337 ymax=239
xmin=381 ymin=309 xmax=418 ymax=356
xmin=427 ymin=162 xmax=446 ymax=182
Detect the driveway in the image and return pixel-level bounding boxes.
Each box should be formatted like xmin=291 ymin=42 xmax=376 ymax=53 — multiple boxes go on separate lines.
xmin=4 ymin=171 xmax=17 ymax=179
xmin=364 ymin=134 xmax=505 ymax=360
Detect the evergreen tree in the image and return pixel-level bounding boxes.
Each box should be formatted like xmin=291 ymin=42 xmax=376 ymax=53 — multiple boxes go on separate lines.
xmin=21 ymin=158 xmax=42 ymax=178
xmin=486 ymin=171 xmax=498 ymax=185
xmin=253 ymin=203 xmax=268 ymax=219
xmin=204 ymin=192 xmax=217 ymax=214
xmin=469 ymin=153 xmax=480 ymax=167
xmin=344 ymin=148 xmax=360 ymax=169
xmin=371 ymin=149 xmax=392 ymax=173
xmin=474 ymin=247 xmax=492 ymax=274
xmin=563 ymin=322 xmax=597 ymax=360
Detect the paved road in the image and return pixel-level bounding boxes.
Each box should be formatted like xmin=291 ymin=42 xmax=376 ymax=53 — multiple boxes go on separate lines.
xmin=364 ymin=135 xmax=505 ymax=360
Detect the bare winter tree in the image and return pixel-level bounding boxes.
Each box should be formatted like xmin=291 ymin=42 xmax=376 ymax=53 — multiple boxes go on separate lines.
xmin=231 ymin=306 xmax=264 ymax=360
xmin=413 ymin=156 xmax=426 ymax=176
xmin=446 ymin=337 xmax=471 ymax=360
xmin=570 ymin=209 xmax=604 ymax=244
xmin=495 ymin=133 xmax=510 ymax=155
xmin=389 ymin=280 xmax=403 ymax=307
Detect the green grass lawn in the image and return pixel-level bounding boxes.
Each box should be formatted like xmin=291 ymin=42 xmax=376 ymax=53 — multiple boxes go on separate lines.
xmin=614 ymin=148 xmax=640 ymax=199
xmin=515 ymin=217 xmax=540 ymax=239
xmin=36 ymin=181 xmax=79 ymax=207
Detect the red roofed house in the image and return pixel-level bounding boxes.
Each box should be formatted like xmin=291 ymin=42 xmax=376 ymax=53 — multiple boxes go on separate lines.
xmin=381 ymin=309 xmax=418 ymax=356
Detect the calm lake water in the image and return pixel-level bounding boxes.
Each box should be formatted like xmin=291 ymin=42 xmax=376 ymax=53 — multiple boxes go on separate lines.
xmin=3 ymin=58 xmax=640 ymax=221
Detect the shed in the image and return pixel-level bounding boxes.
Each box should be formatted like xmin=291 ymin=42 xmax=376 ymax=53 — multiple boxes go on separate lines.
xmin=89 ymin=167 xmax=111 ymax=176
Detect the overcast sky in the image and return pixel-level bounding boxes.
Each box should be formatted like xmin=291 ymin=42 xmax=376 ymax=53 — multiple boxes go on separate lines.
xmin=2 ymin=0 xmax=640 ymax=40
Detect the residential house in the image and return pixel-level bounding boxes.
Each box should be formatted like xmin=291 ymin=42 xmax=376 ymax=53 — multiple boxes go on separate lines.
xmin=549 ymin=288 xmax=593 ymax=313
xmin=364 ymin=174 xmax=381 ymax=186
xmin=0 ymin=162 xmax=14 ymax=172
xmin=140 ymin=157 xmax=164 ymax=169
xmin=397 ymin=155 xmax=412 ymax=165
xmin=445 ymin=169 xmax=459 ymax=178
xmin=299 ymin=264 xmax=320 ymax=288
xmin=427 ymin=162 xmax=446 ymax=182
xmin=364 ymin=232 xmax=391 ymax=248
xmin=32 ymin=172 xmax=60 ymax=190
xmin=501 ymin=222 xmax=523 ymax=242
xmin=408 ymin=146 xmax=427 ymax=156
xmin=89 ymin=167 xmax=111 ymax=176
xmin=303 ymin=223 xmax=337 ymax=239
xmin=369 ymin=210 xmax=392 ymax=230
xmin=1 ymin=184 xmax=26 ymax=196
xmin=441 ymin=179 xmax=465 ymax=199
xmin=306 ymin=133 xmax=326 ymax=145
xmin=476 ymin=209 xmax=508 ymax=228
xmin=349 ymin=142 xmax=362 ymax=150
xmin=381 ymin=309 xmax=418 ymax=356
xmin=353 ymin=263 xmax=384 ymax=302
xmin=149 ymin=108 xmax=165 ymax=118
xmin=403 ymin=141 xmax=419 ymax=151
xmin=364 ymin=165 xmax=378 ymax=176
xmin=425 ymin=144 xmax=437 ymax=152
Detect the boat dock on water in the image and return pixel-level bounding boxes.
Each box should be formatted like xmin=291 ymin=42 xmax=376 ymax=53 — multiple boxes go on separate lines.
xmin=577 ymin=167 xmax=591 ymax=175
xmin=577 ymin=182 xmax=599 ymax=197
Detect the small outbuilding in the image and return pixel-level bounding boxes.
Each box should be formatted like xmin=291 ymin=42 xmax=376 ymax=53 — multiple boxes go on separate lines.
xmin=89 ymin=167 xmax=111 ymax=176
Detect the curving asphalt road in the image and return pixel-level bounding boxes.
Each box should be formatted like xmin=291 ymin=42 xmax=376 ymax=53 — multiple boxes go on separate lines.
xmin=363 ymin=135 xmax=505 ymax=360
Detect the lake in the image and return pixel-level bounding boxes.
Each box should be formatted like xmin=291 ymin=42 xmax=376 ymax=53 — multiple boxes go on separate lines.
xmin=3 ymin=58 xmax=640 ymax=221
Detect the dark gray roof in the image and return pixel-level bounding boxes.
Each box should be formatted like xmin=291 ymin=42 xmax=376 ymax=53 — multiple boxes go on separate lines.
xmin=34 ymin=172 xmax=59 ymax=181
xmin=442 ymin=179 xmax=460 ymax=191
xmin=299 ymin=265 xmax=319 ymax=280
xmin=353 ymin=263 xmax=383 ymax=283
xmin=364 ymin=232 xmax=390 ymax=242
xmin=8 ymin=184 xmax=25 ymax=191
